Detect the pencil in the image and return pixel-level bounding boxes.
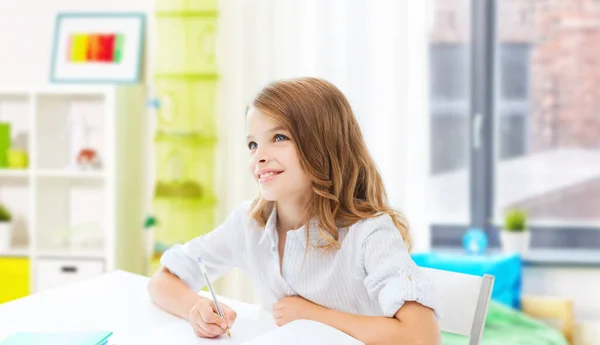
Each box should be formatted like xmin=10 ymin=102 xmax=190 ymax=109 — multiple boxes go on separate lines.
xmin=197 ymin=257 xmax=231 ymax=337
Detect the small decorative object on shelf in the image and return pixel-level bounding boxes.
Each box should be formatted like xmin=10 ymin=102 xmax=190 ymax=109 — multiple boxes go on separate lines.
xmin=76 ymin=148 xmax=102 ymax=170
xmin=154 ymin=181 xmax=202 ymax=199
xmin=462 ymin=227 xmax=488 ymax=255
xmin=0 ymin=122 xmax=10 ymax=168
xmin=0 ymin=203 xmax=13 ymax=252
xmin=501 ymin=209 xmax=530 ymax=256
xmin=8 ymin=132 xmax=29 ymax=169
xmin=7 ymin=149 xmax=28 ymax=169
xmin=53 ymin=223 xmax=103 ymax=251
xmin=68 ymin=116 xmax=103 ymax=171
xmin=71 ymin=223 xmax=103 ymax=250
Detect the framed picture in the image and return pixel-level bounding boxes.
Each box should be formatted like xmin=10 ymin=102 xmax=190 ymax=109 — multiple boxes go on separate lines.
xmin=50 ymin=13 xmax=145 ymax=84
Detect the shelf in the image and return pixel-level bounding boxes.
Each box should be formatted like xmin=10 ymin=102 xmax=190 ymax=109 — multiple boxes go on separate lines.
xmin=154 ymin=194 xmax=217 ymax=205
xmin=0 ymin=85 xmax=119 ymax=96
xmin=0 ymin=169 xmax=30 ymax=178
xmin=1 ymin=170 xmax=103 ymax=180
xmin=36 ymin=170 xmax=104 ymax=180
xmin=154 ymin=131 xmax=217 ymax=144
xmin=0 ymin=84 xmax=147 ymax=298
xmin=0 ymin=245 xmax=30 ymax=258
xmin=0 ymin=90 xmax=31 ymax=98
xmin=36 ymin=248 xmax=105 ymax=260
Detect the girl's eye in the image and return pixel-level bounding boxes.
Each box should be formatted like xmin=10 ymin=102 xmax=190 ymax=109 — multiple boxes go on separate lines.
xmin=248 ymin=141 xmax=257 ymax=150
xmin=274 ymin=134 xmax=289 ymax=142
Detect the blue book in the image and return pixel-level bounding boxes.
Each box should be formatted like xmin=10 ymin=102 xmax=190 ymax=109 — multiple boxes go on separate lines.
xmin=1 ymin=331 xmax=112 ymax=345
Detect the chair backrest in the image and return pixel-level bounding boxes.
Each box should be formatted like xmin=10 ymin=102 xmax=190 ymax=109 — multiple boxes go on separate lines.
xmin=421 ymin=267 xmax=495 ymax=345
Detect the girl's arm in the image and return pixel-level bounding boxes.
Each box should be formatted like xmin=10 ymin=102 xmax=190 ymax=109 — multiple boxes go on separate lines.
xmin=274 ymin=296 xmax=440 ymax=345
xmin=311 ymin=300 xmax=440 ymax=345
xmin=148 ymin=267 xmax=204 ymax=319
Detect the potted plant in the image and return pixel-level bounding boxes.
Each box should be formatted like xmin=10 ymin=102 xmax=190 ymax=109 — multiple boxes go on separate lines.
xmin=500 ymin=209 xmax=530 ymax=256
xmin=0 ymin=203 xmax=12 ymax=252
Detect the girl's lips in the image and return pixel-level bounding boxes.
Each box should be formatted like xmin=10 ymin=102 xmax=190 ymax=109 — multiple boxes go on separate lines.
xmin=258 ymin=171 xmax=283 ymax=184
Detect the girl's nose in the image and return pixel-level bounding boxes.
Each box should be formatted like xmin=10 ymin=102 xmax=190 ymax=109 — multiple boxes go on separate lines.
xmin=255 ymin=146 xmax=271 ymax=164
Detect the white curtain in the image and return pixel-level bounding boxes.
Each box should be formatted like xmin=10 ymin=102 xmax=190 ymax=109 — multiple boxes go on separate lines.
xmin=214 ymin=0 xmax=432 ymax=303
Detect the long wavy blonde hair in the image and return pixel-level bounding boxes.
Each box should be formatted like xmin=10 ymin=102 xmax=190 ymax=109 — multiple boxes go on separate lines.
xmin=248 ymin=77 xmax=412 ymax=251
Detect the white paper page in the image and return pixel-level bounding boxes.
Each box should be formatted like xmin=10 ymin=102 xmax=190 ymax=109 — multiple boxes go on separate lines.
xmin=241 ymin=320 xmax=364 ymax=345
xmin=144 ymin=314 xmax=278 ymax=345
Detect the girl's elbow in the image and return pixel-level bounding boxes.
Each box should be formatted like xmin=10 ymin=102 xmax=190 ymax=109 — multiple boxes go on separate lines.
xmin=147 ymin=267 xmax=169 ymax=301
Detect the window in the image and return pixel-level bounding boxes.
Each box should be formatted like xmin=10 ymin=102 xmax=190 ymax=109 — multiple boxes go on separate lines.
xmin=429 ymin=0 xmax=600 ymax=249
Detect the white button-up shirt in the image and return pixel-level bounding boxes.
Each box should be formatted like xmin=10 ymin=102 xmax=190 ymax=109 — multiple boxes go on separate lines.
xmin=161 ymin=201 xmax=436 ymax=317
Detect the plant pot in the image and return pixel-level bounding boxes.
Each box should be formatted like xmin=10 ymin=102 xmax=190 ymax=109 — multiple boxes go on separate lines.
xmin=0 ymin=222 xmax=13 ymax=252
xmin=500 ymin=230 xmax=530 ymax=256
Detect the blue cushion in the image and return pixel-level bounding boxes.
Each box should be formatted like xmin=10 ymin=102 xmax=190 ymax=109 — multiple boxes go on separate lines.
xmin=411 ymin=252 xmax=522 ymax=309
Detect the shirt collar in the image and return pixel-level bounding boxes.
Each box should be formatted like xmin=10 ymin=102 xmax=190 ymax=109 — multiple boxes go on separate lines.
xmin=258 ymin=206 xmax=279 ymax=248
xmin=258 ymin=206 xmax=329 ymax=248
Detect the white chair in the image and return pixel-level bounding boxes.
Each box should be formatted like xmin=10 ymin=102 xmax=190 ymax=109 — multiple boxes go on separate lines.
xmin=422 ymin=267 xmax=495 ymax=345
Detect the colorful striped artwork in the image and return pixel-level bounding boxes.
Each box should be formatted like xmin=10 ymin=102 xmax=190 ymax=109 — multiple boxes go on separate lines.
xmin=66 ymin=33 xmax=124 ymax=63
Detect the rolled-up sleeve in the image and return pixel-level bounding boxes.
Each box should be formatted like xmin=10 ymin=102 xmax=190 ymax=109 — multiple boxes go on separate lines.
xmin=160 ymin=202 xmax=248 ymax=292
xmin=362 ymin=224 xmax=437 ymax=318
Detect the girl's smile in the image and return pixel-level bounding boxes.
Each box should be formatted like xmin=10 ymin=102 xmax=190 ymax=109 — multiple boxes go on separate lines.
xmin=257 ymin=168 xmax=284 ymax=183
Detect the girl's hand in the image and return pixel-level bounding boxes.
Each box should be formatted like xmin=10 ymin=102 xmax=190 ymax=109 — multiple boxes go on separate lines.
xmin=188 ymin=297 xmax=237 ymax=338
xmin=273 ymin=296 xmax=325 ymax=326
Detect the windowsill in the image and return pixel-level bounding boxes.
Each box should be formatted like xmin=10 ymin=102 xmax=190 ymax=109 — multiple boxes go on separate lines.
xmin=429 ymin=246 xmax=600 ymax=267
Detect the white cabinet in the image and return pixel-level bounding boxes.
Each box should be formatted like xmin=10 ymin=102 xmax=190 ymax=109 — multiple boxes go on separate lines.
xmin=0 ymin=85 xmax=149 ymax=293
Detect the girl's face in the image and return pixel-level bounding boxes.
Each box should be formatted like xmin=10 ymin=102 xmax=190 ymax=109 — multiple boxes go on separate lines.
xmin=246 ymin=107 xmax=312 ymax=203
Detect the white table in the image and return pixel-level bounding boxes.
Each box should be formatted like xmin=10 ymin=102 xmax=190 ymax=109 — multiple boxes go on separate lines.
xmin=0 ymin=270 xmax=277 ymax=344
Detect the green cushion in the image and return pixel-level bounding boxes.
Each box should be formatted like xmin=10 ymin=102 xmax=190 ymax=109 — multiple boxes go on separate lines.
xmin=441 ymin=301 xmax=568 ymax=345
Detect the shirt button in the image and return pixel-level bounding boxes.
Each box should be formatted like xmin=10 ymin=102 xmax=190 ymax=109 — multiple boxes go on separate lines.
xmin=407 ymin=274 xmax=413 ymax=281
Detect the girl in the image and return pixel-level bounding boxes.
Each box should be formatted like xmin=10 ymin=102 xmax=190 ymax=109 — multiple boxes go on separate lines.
xmin=148 ymin=77 xmax=440 ymax=345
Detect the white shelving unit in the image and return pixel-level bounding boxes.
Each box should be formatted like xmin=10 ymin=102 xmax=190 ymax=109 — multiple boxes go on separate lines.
xmin=0 ymin=85 xmax=147 ymax=294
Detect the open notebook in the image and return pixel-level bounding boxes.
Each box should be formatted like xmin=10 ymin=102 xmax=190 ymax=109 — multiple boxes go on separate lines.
xmin=145 ymin=318 xmax=364 ymax=345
